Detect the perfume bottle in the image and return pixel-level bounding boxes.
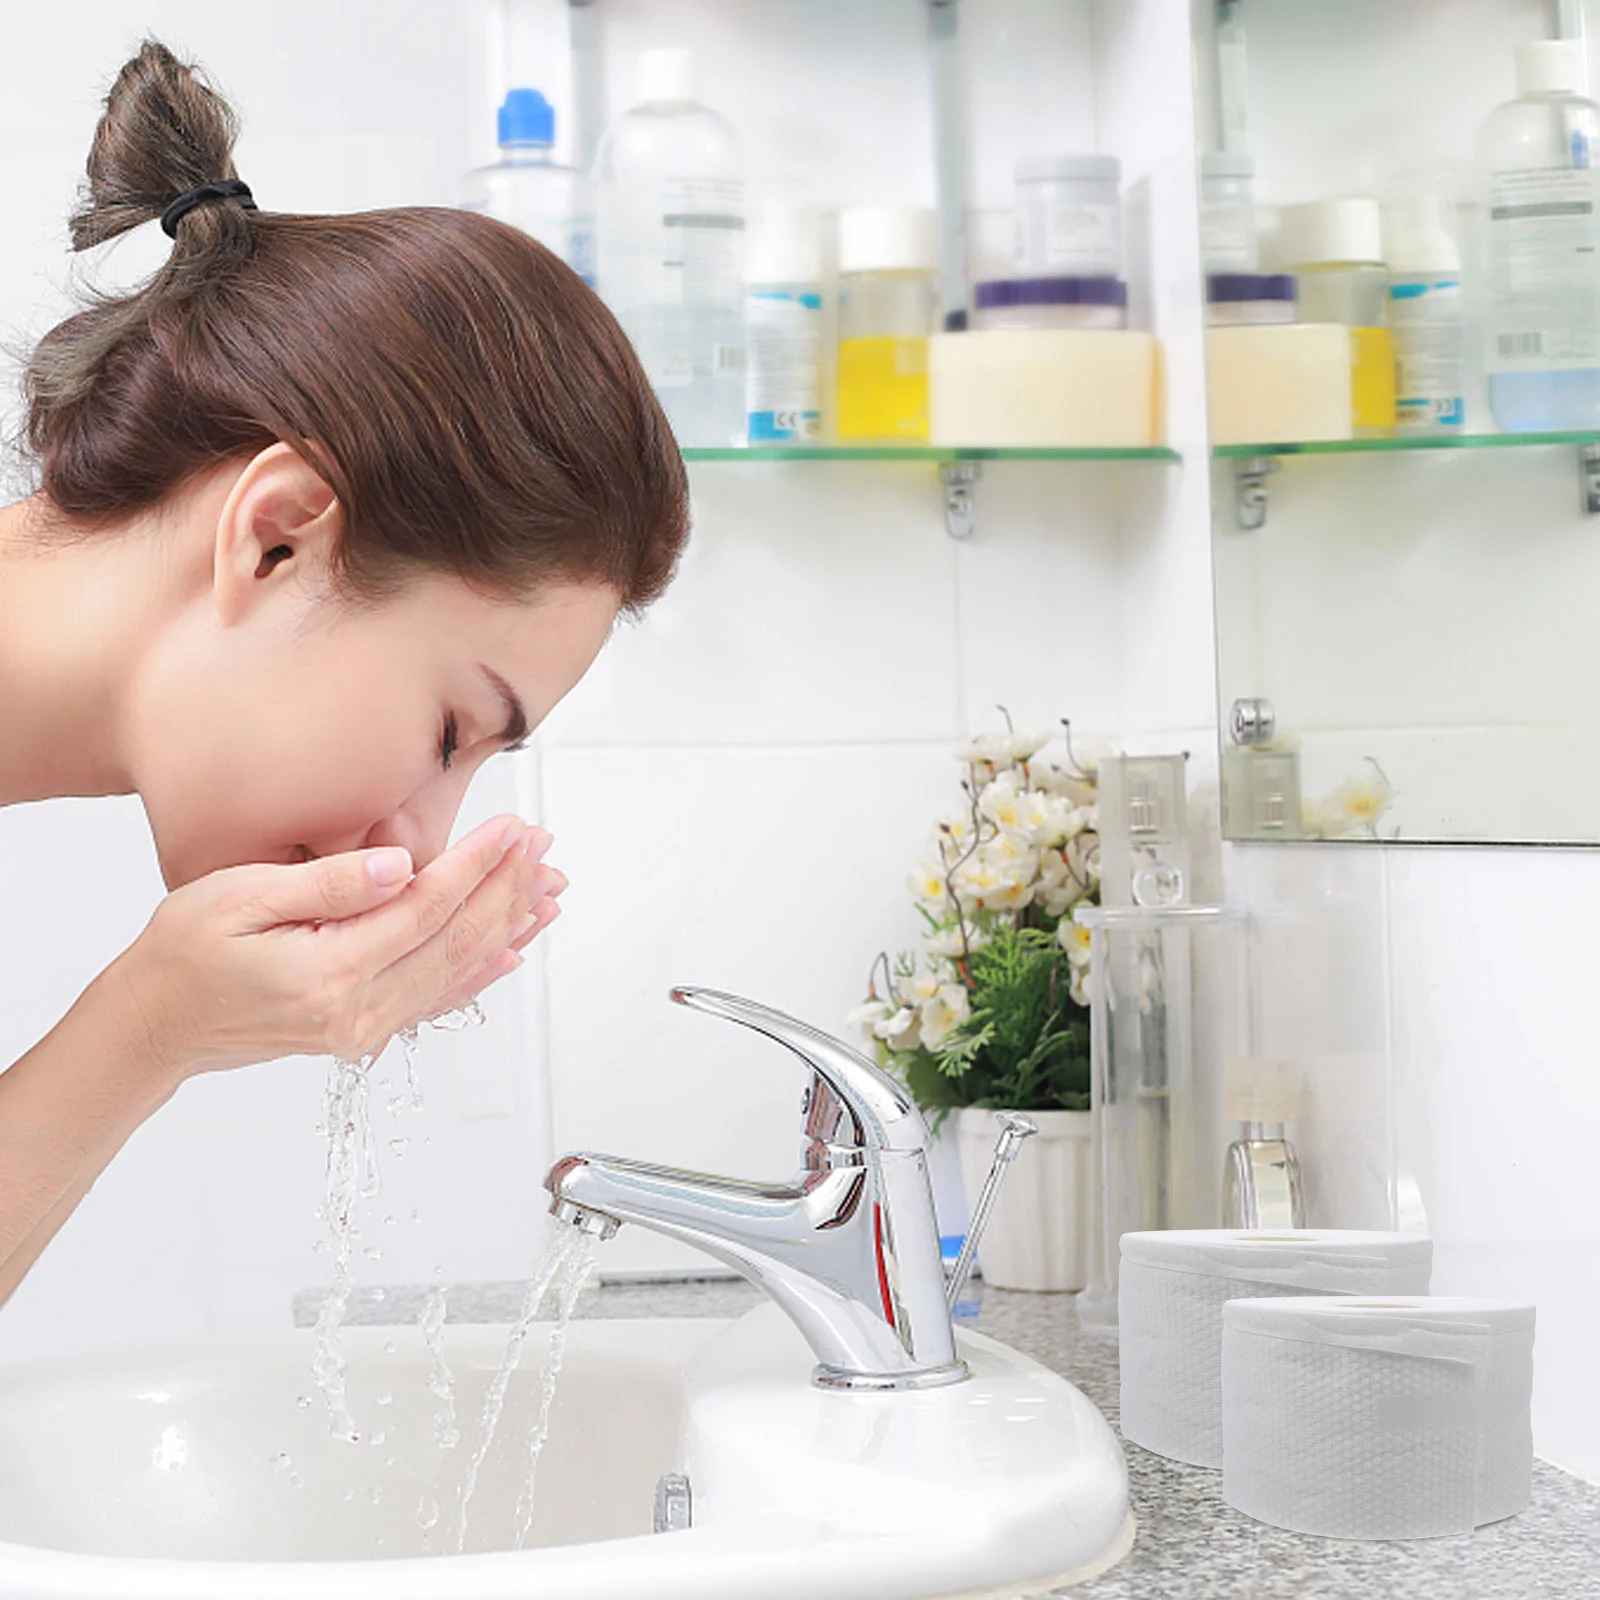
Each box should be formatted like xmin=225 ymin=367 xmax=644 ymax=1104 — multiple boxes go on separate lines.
xmin=1222 ymin=1056 xmax=1306 ymax=1228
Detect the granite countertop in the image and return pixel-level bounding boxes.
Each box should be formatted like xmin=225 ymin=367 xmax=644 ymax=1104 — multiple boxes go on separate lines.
xmin=294 ymin=1276 xmax=1600 ymax=1599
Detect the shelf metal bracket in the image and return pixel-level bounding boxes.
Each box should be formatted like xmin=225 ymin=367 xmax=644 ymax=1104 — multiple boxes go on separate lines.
xmin=1579 ymin=444 xmax=1600 ymax=514
xmin=1233 ymin=456 xmax=1279 ymax=530
xmin=941 ymin=462 xmax=979 ymax=539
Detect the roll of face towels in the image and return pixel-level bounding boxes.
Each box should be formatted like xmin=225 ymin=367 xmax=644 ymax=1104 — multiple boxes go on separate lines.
xmin=1222 ymin=1296 xmax=1536 ymax=1539
xmin=1117 ymin=1229 xmax=1433 ymax=1467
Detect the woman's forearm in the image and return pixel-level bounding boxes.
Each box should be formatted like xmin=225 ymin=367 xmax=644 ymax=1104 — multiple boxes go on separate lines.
xmin=0 ymin=956 xmax=181 ymax=1305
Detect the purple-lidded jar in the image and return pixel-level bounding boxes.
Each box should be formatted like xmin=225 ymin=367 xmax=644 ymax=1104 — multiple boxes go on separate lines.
xmin=972 ymin=276 xmax=1129 ymax=331
xmin=1206 ymin=272 xmax=1297 ymax=326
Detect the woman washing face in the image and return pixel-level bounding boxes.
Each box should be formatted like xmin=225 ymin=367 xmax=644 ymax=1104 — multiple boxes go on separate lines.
xmin=0 ymin=42 xmax=687 ymax=1304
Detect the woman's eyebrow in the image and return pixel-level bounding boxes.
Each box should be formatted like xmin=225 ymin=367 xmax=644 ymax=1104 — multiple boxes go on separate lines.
xmin=478 ymin=662 xmax=530 ymax=748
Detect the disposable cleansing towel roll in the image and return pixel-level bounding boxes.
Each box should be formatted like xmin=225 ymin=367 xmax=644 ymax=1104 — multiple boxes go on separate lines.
xmin=1117 ymin=1229 xmax=1433 ymax=1467
xmin=1221 ymin=1295 xmax=1535 ymax=1539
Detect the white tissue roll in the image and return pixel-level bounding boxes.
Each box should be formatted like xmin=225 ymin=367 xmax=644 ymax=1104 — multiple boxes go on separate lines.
xmin=1221 ymin=1295 xmax=1535 ymax=1540
xmin=1116 ymin=1229 xmax=1433 ymax=1468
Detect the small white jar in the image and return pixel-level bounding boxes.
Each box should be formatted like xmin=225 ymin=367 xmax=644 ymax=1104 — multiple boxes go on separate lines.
xmin=1014 ymin=154 xmax=1121 ymax=276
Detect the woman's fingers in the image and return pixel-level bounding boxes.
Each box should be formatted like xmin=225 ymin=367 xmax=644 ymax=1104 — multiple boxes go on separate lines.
xmin=331 ymin=815 xmax=549 ymax=970
xmin=222 ymin=845 xmax=416 ymax=932
xmin=415 ymin=945 xmax=526 ymax=1025
xmin=356 ymin=829 xmax=551 ymax=1026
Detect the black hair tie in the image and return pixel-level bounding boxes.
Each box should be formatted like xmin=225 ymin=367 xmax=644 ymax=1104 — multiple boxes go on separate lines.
xmin=160 ymin=178 xmax=257 ymax=238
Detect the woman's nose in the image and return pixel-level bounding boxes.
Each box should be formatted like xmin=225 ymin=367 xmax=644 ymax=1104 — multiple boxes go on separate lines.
xmin=362 ymin=772 xmax=477 ymax=870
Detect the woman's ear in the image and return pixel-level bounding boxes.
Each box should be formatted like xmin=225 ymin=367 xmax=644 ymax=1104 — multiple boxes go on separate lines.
xmin=212 ymin=443 xmax=340 ymax=628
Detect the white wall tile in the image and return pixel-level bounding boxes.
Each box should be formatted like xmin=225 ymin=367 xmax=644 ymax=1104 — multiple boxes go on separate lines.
xmin=541 ymin=464 xmax=961 ymax=748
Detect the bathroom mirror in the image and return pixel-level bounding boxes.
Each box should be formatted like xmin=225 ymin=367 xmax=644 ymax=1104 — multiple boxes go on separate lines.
xmin=1196 ymin=0 xmax=1600 ymax=845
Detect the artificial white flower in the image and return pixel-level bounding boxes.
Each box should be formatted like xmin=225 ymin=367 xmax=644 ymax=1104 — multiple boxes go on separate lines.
xmin=878 ymin=1005 xmax=922 ymax=1051
xmin=918 ymin=983 xmax=971 ymax=1050
xmin=1033 ymin=763 xmax=1097 ymax=807
xmin=1326 ymin=762 xmax=1395 ymax=834
xmin=1069 ymin=965 xmax=1090 ymax=1008
xmin=903 ymin=968 xmax=944 ymax=1003
xmin=979 ymin=773 xmax=1054 ymax=843
xmin=933 ymin=811 xmax=977 ymax=856
xmin=1004 ymin=728 xmax=1051 ymax=762
xmin=907 ymin=862 xmax=951 ymax=908
xmin=953 ymin=853 xmax=1036 ymax=911
xmin=1057 ymin=917 xmax=1093 ymax=969
xmin=953 ymin=732 xmax=1016 ymax=767
xmin=846 ymin=998 xmax=891 ymax=1039
xmin=926 ymin=922 xmax=987 ymax=959
xmin=1033 ymin=796 xmax=1093 ymax=848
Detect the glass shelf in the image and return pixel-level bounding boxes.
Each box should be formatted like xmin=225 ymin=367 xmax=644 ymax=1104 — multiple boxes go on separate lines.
xmin=681 ymin=444 xmax=1182 ymax=463
xmin=1213 ymin=431 xmax=1600 ymax=459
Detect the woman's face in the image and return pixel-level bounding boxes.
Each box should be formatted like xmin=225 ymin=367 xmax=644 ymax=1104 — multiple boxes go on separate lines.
xmin=125 ymin=452 xmax=620 ymax=889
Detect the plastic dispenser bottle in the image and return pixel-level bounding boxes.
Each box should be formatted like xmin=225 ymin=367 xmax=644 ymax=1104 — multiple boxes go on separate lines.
xmin=744 ymin=208 xmax=823 ymax=442
xmin=461 ymin=88 xmax=590 ymax=282
xmin=1481 ymin=39 xmax=1600 ymax=431
xmin=595 ymin=48 xmax=746 ymax=447
xmin=1221 ymin=1057 xmax=1306 ymax=1229
xmin=1385 ymin=197 xmax=1465 ymax=432
xmin=1283 ymin=198 xmax=1397 ymax=436
xmin=836 ymin=207 xmax=940 ymax=441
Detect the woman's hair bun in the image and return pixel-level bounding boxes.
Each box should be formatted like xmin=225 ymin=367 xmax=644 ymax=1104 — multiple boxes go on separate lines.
xmin=69 ymin=38 xmax=245 ymax=252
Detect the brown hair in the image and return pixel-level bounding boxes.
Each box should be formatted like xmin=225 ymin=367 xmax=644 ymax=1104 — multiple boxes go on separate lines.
xmin=23 ymin=39 xmax=688 ymax=614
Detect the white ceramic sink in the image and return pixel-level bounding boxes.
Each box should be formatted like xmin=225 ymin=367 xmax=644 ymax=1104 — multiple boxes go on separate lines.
xmin=0 ymin=1302 xmax=1132 ymax=1598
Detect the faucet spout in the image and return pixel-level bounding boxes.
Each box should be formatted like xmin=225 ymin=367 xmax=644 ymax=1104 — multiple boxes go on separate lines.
xmin=543 ymin=990 xmax=970 ymax=1392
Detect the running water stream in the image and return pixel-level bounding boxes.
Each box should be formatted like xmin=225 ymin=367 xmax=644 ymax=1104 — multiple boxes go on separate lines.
xmin=448 ymin=1222 xmax=598 ymax=1555
xmin=310 ymin=1003 xmax=485 ymax=1446
xmin=310 ymin=1000 xmax=602 ymax=1558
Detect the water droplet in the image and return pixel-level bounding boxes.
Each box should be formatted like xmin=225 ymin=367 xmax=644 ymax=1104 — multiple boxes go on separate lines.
xmin=370 ymin=1429 xmax=388 ymax=1447
xmin=296 ymin=1394 xmax=312 ymax=1409
xmin=271 ymin=1452 xmax=292 ymax=1471
xmin=370 ymin=1286 xmax=386 ymax=1301
xmin=376 ymin=1389 xmax=393 ymax=1406
xmin=311 ymin=1237 xmax=330 ymax=1255
xmin=367 ymin=1482 xmax=383 ymax=1505
xmin=383 ymin=1213 xmax=397 ymax=1227
xmin=416 ymin=1493 xmax=440 ymax=1530
xmin=388 ymin=1137 xmax=409 ymax=1158
xmin=288 ymin=1471 xmax=305 ymax=1489
xmin=433 ymin=1264 xmax=446 ymax=1280
xmin=363 ymin=1245 xmax=383 ymax=1261
xmin=382 ymin=1340 xmax=397 ymax=1356
xmin=342 ymin=1484 xmax=355 ymax=1502
xmin=411 ymin=1207 xmax=424 ymax=1225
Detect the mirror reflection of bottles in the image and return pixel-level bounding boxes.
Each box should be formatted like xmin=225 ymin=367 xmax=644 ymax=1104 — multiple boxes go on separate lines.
xmin=1282 ymin=198 xmax=1396 ymax=438
xmin=595 ymin=49 xmax=746 ymax=448
xmin=461 ymin=89 xmax=591 ymax=284
xmin=1384 ymin=198 xmax=1464 ymax=433
xmin=1481 ymin=40 xmax=1600 ymax=431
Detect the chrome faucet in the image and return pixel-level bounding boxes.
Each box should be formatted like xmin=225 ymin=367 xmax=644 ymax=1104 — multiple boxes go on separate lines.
xmin=544 ymin=986 xmax=970 ymax=1392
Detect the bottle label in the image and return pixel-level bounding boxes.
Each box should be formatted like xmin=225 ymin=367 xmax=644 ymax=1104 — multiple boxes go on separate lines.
xmin=1389 ymin=279 xmax=1465 ymax=428
xmin=1487 ymin=166 xmax=1600 ymax=371
xmin=745 ymin=289 xmax=822 ymax=441
xmin=662 ymin=177 xmax=745 ymax=306
xmin=1200 ymin=197 xmax=1256 ymax=272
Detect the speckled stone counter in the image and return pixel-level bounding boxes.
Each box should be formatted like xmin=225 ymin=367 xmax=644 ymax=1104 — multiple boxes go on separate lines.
xmin=294 ymin=1276 xmax=1600 ymax=1599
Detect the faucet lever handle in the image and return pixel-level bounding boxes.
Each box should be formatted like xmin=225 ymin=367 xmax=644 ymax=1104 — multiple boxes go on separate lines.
xmin=669 ymin=986 xmax=930 ymax=1154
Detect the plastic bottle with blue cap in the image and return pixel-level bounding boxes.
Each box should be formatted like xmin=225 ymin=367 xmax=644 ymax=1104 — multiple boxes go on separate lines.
xmin=461 ymin=88 xmax=592 ymax=285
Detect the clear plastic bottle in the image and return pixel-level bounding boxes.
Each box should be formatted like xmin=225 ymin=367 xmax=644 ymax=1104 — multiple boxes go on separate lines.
xmin=461 ymin=89 xmax=590 ymax=283
xmin=1480 ymin=39 xmax=1600 ymax=431
xmin=594 ymin=48 xmax=746 ymax=447
xmin=836 ymin=207 xmax=940 ymax=441
xmin=1283 ymin=198 xmax=1396 ymax=437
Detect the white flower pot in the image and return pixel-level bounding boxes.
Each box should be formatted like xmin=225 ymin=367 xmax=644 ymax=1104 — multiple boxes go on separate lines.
xmin=956 ymin=1106 xmax=1094 ymax=1292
